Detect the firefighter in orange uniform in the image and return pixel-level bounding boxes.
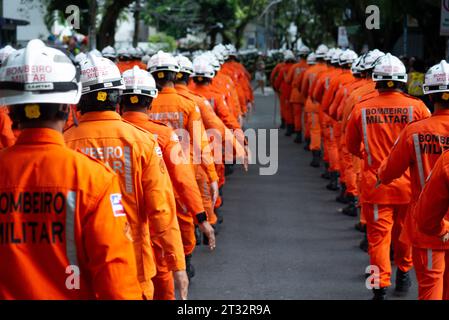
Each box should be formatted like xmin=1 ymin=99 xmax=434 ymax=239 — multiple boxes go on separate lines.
xmin=379 ymin=61 xmax=449 ymax=300
xmin=0 ymin=39 xmax=142 ymax=300
xmin=346 ymin=53 xmax=430 ymax=300
xmin=64 ymin=53 xmax=188 ymax=300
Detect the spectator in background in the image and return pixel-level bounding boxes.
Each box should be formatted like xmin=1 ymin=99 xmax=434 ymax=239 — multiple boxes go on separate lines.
xmin=254 ymin=53 xmax=267 ymax=95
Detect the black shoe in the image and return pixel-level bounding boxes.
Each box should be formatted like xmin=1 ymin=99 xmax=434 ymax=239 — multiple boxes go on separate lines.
xmin=216 ymin=208 xmax=224 ymax=224
xmin=279 ymin=119 xmax=286 ymax=129
xmin=195 ymin=226 xmax=201 ymax=245
xmin=285 ymin=124 xmax=294 ymax=137
xmin=294 ymin=132 xmax=303 ymax=144
xmin=359 ymin=234 xmax=368 ymax=252
xmin=326 ymin=172 xmax=340 ymax=191
xmin=185 ymin=254 xmax=195 ymax=280
xmin=310 ymin=150 xmax=321 ymax=168
xmin=342 ymin=196 xmax=359 ymax=217
xmin=304 ymin=139 xmax=311 ymax=151
xmin=321 ymin=162 xmax=330 ymax=180
xmin=394 ymin=269 xmax=411 ymax=297
xmin=355 ymin=222 xmax=367 ymax=233
xmin=225 ymin=164 xmax=234 ymax=176
xmin=372 ymin=288 xmax=387 ymax=300
xmin=336 ymin=184 xmax=348 ymax=203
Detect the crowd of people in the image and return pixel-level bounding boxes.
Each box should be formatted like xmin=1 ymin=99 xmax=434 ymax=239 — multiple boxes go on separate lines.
xmin=0 ymin=40 xmax=253 ymax=300
xmin=271 ymin=45 xmax=449 ymax=300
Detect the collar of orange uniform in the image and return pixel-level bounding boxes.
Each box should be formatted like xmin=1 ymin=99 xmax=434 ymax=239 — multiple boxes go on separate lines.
xmin=160 ymin=87 xmax=177 ymax=94
xmin=122 ymin=111 xmax=149 ymax=122
xmin=16 ymin=128 xmax=65 ymax=146
xmin=174 ymin=84 xmax=188 ymax=94
xmin=79 ymin=111 xmax=122 ymax=122
xmin=433 ymin=109 xmax=449 ymax=117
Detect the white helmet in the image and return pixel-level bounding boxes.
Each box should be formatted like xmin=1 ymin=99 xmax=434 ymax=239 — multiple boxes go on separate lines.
xmin=330 ymin=48 xmax=344 ymax=64
xmin=359 ymin=49 xmax=385 ymax=71
xmin=127 ymin=47 xmax=138 ymax=59
xmin=89 ymin=49 xmax=102 ymax=57
xmin=324 ymin=48 xmax=337 ymax=61
xmin=74 ymin=52 xmax=87 ymax=64
xmin=339 ymin=49 xmax=358 ymax=66
xmin=121 ymin=66 xmax=158 ymax=98
xmin=298 ymin=45 xmax=311 ymax=57
xmin=307 ymin=53 xmax=317 ymax=65
xmin=192 ymin=57 xmax=215 ymax=79
xmin=213 ymin=44 xmax=229 ymax=60
xmin=147 ymin=50 xmax=180 ymax=73
xmin=0 ymin=45 xmax=17 ymax=67
xmin=141 ymin=54 xmax=150 ymax=65
xmin=372 ymin=53 xmax=407 ymax=83
xmin=79 ymin=53 xmax=125 ymax=94
xmin=284 ymin=50 xmax=295 ymax=61
xmin=101 ymin=46 xmax=116 ymax=59
xmin=423 ymin=60 xmax=449 ymax=95
xmin=117 ymin=48 xmax=130 ymax=58
xmin=202 ymin=52 xmax=220 ymax=71
xmin=315 ymin=44 xmax=329 ymax=58
xmin=176 ymin=55 xmax=194 ymax=74
xmin=0 ymin=39 xmax=81 ymax=106
xmin=225 ymin=44 xmax=237 ymax=57
xmin=351 ymin=56 xmax=364 ymax=75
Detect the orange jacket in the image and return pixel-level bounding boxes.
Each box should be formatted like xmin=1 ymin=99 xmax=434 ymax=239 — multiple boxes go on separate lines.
xmin=221 ymin=62 xmax=251 ymax=106
xmin=340 ymin=80 xmax=378 ymax=128
xmin=149 ymin=87 xmax=218 ymax=183
xmin=270 ymin=62 xmax=286 ymax=91
xmin=328 ymin=78 xmax=365 ymax=120
xmin=302 ymin=63 xmax=329 ymax=114
xmin=379 ymin=109 xmax=449 ymax=249
xmin=414 ymin=151 xmax=449 ymax=239
xmin=289 ymin=60 xmax=309 ymax=104
xmin=274 ymin=62 xmax=295 ymax=99
xmin=214 ymin=71 xmax=243 ymax=117
xmin=346 ymin=91 xmax=430 ymax=204
xmin=175 ymin=84 xmax=246 ymax=162
xmin=320 ymin=70 xmax=355 ymax=114
xmin=224 ymin=61 xmax=253 ymax=103
xmin=0 ymin=128 xmax=142 ymax=300
xmin=64 ymin=111 xmax=185 ymax=297
xmin=0 ymin=108 xmax=16 ymax=148
xmin=122 ymin=111 xmax=205 ymax=221
xmin=312 ymin=67 xmax=341 ymax=104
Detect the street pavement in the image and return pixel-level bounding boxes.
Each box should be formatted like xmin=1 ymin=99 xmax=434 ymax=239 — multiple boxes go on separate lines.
xmin=188 ymin=88 xmax=418 ymax=300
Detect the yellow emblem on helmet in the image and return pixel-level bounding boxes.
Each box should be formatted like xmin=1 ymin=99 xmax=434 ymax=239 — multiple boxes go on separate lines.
xmin=157 ymin=72 xmax=165 ymax=79
xmin=130 ymin=95 xmax=139 ymax=104
xmin=442 ymin=92 xmax=449 ymax=101
xmin=387 ymin=81 xmax=394 ymax=88
xmin=24 ymin=104 xmax=41 ymax=119
xmin=97 ymin=91 xmax=107 ymax=102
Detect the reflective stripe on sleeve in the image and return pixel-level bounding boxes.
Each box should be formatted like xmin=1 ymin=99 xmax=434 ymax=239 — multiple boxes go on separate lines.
xmin=66 ymin=191 xmax=78 ymax=266
xmin=413 ymin=134 xmax=426 ymax=189
xmin=373 ymin=204 xmax=379 ymax=222
xmin=361 ymin=109 xmax=373 ymax=166
xmin=427 ymin=249 xmax=433 ymax=271
xmin=123 ymin=146 xmax=133 ymax=193
xmin=408 ymin=106 xmax=414 ymax=123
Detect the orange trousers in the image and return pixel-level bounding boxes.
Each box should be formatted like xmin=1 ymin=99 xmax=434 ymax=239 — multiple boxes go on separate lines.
xmin=292 ymin=103 xmax=303 ymax=132
xmin=152 ymin=271 xmax=175 ymax=300
xmin=308 ymin=112 xmax=321 ymax=151
xmin=177 ymin=212 xmax=196 ymax=256
xmin=303 ymin=111 xmax=310 ymax=140
xmin=281 ymin=94 xmax=294 ymax=125
xmin=413 ymin=247 xmax=449 ymax=300
xmin=363 ymin=204 xmax=413 ymax=288
xmin=327 ymin=121 xmax=341 ymax=172
xmin=195 ymin=166 xmax=217 ymax=225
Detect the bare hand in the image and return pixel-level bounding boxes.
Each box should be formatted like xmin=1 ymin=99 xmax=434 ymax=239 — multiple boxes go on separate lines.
xmin=173 ymin=270 xmax=189 ymax=300
xmin=210 ymin=181 xmax=219 ymax=207
xmin=442 ymin=233 xmax=449 ymax=243
xmin=198 ymin=221 xmax=216 ymax=251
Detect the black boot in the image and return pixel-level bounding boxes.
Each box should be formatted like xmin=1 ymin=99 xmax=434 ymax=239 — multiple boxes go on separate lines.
xmin=359 ymin=234 xmax=368 ymax=252
xmin=326 ymin=172 xmax=340 ymax=191
xmin=394 ymin=269 xmax=411 ymax=297
xmin=355 ymin=222 xmax=367 ymax=233
xmin=225 ymin=164 xmax=234 ymax=176
xmin=294 ymin=131 xmax=303 ymax=144
xmin=321 ymin=162 xmax=330 ymax=180
xmin=342 ymin=196 xmax=359 ymax=217
xmin=216 ymin=208 xmax=224 ymax=224
xmin=310 ymin=150 xmax=321 ymax=168
xmin=279 ymin=119 xmax=286 ymax=129
xmin=185 ymin=254 xmax=195 ymax=280
xmin=336 ymin=184 xmax=349 ymax=203
xmin=285 ymin=124 xmax=294 ymax=137
xmin=304 ymin=138 xmax=311 ymax=151
xmin=372 ymin=288 xmax=387 ymax=300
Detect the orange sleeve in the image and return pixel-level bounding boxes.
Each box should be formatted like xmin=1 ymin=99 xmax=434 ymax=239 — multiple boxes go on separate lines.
xmin=378 ymin=128 xmax=412 ymax=185
xmin=329 ymin=87 xmax=346 ymax=119
xmin=83 ymin=175 xmax=142 ymax=300
xmin=415 ymin=154 xmax=449 ymax=237
xmin=0 ymin=113 xmax=16 ymax=148
xmin=321 ymin=81 xmax=338 ymax=112
xmin=274 ymin=68 xmax=285 ymax=91
xmin=212 ymin=96 xmax=241 ymax=131
xmin=345 ymin=108 xmax=363 ymax=158
xmin=312 ymin=78 xmax=325 ymax=103
xmin=141 ymin=140 xmax=185 ymax=272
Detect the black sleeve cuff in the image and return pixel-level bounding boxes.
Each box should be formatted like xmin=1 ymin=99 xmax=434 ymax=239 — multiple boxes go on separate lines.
xmin=196 ymin=212 xmax=207 ymax=224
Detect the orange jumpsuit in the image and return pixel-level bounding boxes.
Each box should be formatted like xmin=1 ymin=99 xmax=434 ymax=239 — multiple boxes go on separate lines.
xmin=346 ymin=91 xmax=430 ymax=289
xmin=414 ymin=151 xmax=449 ymax=299
xmin=64 ymin=111 xmax=185 ymax=300
xmin=379 ymin=109 xmax=449 ymax=299
xmin=214 ymin=71 xmax=242 ymax=119
xmin=0 ymin=128 xmax=142 ymax=300
xmin=122 ymin=111 xmax=204 ymax=300
xmin=0 ymin=107 xmax=16 ymax=148
xmin=288 ymin=59 xmax=309 ymax=133
xmin=116 ymin=60 xmax=135 ymax=74
xmin=274 ymin=62 xmax=296 ymax=127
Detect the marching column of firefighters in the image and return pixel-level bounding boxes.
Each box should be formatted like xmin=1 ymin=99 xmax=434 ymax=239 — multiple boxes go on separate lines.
xmin=272 ymin=44 xmax=449 ymax=300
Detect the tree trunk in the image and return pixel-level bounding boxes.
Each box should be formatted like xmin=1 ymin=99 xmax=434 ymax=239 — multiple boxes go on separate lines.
xmin=97 ymin=0 xmax=134 ymax=49
xmin=88 ymin=0 xmax=97 ymax=50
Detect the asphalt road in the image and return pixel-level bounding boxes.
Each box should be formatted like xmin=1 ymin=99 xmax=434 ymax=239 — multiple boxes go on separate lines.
xmin=188 ymin=88 xmax=418 ymax=300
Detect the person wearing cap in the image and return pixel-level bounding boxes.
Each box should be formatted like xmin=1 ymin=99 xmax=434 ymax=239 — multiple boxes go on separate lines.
xmin=300 ymin=44 xmax=329 ymax=167
xmin=346 ymin=53 xmax=430 ymax=300
xmin=0 ymin=39 xmax=142 ymax=300
xmin=64 ymin=53 xmax=189 ymax=300
xmin=378 ymin=60 xmax=449 ymax=300
xmin=119 ymin=66 xmax=215 ymax=299
xmin=101 ymin=45 xmax=117 ymax=63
